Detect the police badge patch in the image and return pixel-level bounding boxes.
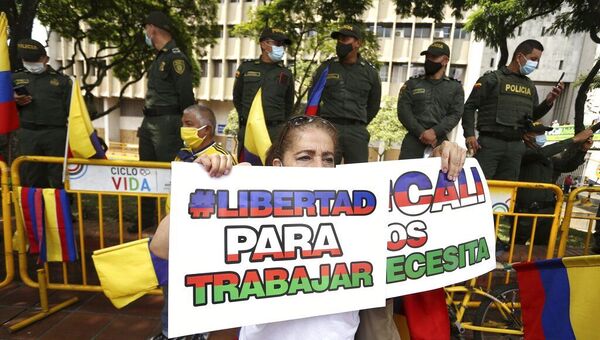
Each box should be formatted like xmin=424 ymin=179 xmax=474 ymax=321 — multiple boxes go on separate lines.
xmin=50 ymin=79 xmax=60 ymax=86
xmin=173 ymin=59 xmax=185 ymax=75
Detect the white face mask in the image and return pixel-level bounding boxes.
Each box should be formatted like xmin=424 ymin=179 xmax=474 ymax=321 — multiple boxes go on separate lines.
xmin=23 ymin=62 xmax=46 ymax=74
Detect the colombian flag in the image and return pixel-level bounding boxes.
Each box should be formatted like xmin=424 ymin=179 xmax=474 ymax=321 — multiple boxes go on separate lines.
xmin=0 ymin=12 xmax=19 ymax=134
xmin=514 ymin=255 xmax=600 ymax=340
xmin=16 ymin=187 xmax=77 ymax=263
xmin=92 ymin=238 xmax=162 ymax=308
xmin=67 ymin=78 xmax=105 ymax=159
xmin=240 ymin=88 xmax=271 ymax=165
xmin=305 ymin=65 xmax=328 ymax=116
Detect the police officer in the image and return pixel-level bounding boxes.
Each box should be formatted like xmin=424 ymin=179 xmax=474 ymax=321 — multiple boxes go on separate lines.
xmin=13 ymin=39 xmax=71 ymax=188
xmin=310 ymin=24 xmax=381 ymax=164
xmin=134 ymin=11 xmax=195 ymax=232
xmin=397 ymin=41 xmax=464 ymax=159
xmin=513 ymin=123 xmax=592 ymax=245
xmin=233 ymin=27 xmax=294 ymax=158
xmin=462 ymin=39 xmax=564 ymax=180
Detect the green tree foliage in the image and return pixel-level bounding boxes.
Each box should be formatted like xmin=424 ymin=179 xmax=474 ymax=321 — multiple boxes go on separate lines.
xmin=34 ymin=0 xmax=219 ymax=117
xmin=233 ymin=0 xmax=379 ymax=114
xmin=395 ymin=0 xmax=469 ymax=22
xmin=367 ymin=96 xmax=406 ymax=152
xmin=548 ymin=0 xmax=600 ymax=132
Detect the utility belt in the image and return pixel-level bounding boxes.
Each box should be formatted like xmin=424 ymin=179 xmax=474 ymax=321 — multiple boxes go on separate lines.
xmin=479 ymin=130 xmax=523 ymax=142
xmin=143 ymin=106 xmax=180 ymax=117
xmin=324 ymin=117 xmax=365 ymax=126
xmin=239 ymin=119 xmax=284 ymax=127
xmin=21 ymin=122 xmax=66 ymax=130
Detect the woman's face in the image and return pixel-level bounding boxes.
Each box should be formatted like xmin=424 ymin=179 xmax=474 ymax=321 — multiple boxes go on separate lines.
xmin=273 ymin=127 xmax=335 ymax=168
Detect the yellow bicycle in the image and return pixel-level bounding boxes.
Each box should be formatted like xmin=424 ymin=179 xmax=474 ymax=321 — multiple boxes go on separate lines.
xmin=445 ymin=267 xmax=523 ymax=339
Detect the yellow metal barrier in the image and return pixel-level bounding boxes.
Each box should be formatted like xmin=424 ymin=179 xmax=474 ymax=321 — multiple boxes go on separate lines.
xmin=11 ymin=155 xmax=169 ymax=292
xmin=557 ymin=186 xmax=600 ymax=257
xmin=0 ymin=160 xmax=14 ymax=289
xmin=485 ymin=180 xmax=563 ymax=288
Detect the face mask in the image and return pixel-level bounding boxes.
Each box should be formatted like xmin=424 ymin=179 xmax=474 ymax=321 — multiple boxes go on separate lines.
xmin=336 ymin=42 xmax=353 ymax=60
xmin=180 ymin=125 xmax=207 ymax=150
xmin=23 ymin=62 xmax=46 ymax=74
xmin=268 ymin=45 xmax=285 ymax=62
xmin=424 ymin=59 xmax=443 ymax=75
xmin=535 ymin=134 xmax=546 ymax=147
xmin=518 ymin=55 xmax=538 ymax=75
xmin=144 ymin=32 xmax=153 ymax=48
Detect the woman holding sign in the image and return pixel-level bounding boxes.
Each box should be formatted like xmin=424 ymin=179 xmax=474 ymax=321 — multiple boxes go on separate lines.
xmin=150 ymin=115 xmax=466 ymax=339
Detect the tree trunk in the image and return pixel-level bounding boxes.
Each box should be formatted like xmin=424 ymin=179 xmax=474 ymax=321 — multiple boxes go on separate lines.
xmin=6 ymin=0 xmax=40 ymax=71
xmin=497 ymin=37 xmax=509 ymax=69
xmin=574 ymin=31 xmax=600 ymax=133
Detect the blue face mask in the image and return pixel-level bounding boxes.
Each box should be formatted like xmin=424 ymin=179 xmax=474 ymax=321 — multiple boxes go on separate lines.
xmin=519 ymin=56 xmax=538 ymax=75
xmin=535 ymin=134 xmax=546 ymax=147
xmin=268 ymin=45 xmax=285 ymax=62
xmin=144 ymin=32 xmax=153 ymax=48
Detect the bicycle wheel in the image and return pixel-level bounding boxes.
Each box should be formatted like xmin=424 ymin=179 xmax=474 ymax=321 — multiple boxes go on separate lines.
xmin=473 ymin=283 xmax=523 ymax=340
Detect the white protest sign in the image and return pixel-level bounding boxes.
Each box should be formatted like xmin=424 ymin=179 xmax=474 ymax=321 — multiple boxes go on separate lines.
xmin=67 ymin=163 xmax=171 ymax=194
xmin=342 ymin=158 xmax=496 ymax=297
xmin=168 ymin=163 xmax=388 ymax=337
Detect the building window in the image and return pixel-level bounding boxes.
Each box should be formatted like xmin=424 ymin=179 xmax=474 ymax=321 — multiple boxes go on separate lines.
xmin=226 ymin=60 xmax=238 ymax=78
xmin=410 ymin=64 xmax=424 ymax=78
xmin=517 ymin=26 xmax=522 ymax=36
xmin=559 ymin=60 xmax=564 ymax=70
xmin=199 ymin=60 xmax=208 ymax=77
xmin=395 ymin=23 xmax=412 ymax=38
xmin=227 ymin=25 xmax=236 ymax=37
xmin=391 ymin=63 xmax=408 ymax=83
xmin=376 ymin=23 xmax=393 ymax=38
xmin=213 ymin=60 xmax=223 ymax=77
xmin=490 ymin=58 xmax=495 ymax=68
xmin=453 ymin=24 xmax=470 ymax=39
xmin=230 ymin=0 xmax=239 ymax=2
xmin=414 ymin=24 xmax=432 ymax=39
xmin=365 ymin=22 xmax=375 ymax=34
xmin=434 ymin=24 xmax=451 ymax=39
xmin=449 ymin=65 xmax=466 ymax=82
xmin=379 ymin=63 xmax=389 ymax=82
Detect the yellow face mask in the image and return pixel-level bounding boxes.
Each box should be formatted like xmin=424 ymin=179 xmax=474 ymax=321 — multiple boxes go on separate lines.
xmin=180 ymin=125 xmax=207 ymax=150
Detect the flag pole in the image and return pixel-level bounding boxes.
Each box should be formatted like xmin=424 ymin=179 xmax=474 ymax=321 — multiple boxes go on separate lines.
xmin=62 ymin=77 xmax=75 ymax=184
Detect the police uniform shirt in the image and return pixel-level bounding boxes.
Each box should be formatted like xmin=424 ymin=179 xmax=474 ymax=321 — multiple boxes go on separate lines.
xmin=12 ymin=66 xmax=71 ymax=127
xmin=397 ymin=75 xmax=464 ymax=138
xmin=311 ymin=57 xmax=381 ymax=124
xmin=145 ymin=40 xmax=195 ymax=112
xmin=462 ymin=66 xmax=553 ymax=138
xmin=233 ymin=59 xmax=294 ymax=125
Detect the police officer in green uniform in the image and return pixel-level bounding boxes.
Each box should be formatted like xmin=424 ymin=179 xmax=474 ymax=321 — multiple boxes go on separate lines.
xmin=135 ymin=11 xmax=195 ymax=232
xmin=310 ymin=24 xmax=381 ymax=164
xmin=462 ymin=39 xmax=564 ymax=180
xmin=233 ymin=27 xmax=294 ymax=158
xmin=397 ymin=41 xmax=464 ymax=159
xmin=13 ymin=39 xmax=71 ymax=188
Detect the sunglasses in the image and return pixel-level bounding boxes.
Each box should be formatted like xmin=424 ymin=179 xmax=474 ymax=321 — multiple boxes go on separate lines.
xmin=277 ymin=115 xmax=336 ymax=144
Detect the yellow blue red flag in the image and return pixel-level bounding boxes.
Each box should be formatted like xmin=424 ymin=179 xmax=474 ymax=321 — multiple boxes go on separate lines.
xmin=240 ymin=88 xmax=271 ymax=165
xmin=0 ymin=12 xmax=19 ymax=134
xmin=67 ymin=78 xmax=105 ymax=158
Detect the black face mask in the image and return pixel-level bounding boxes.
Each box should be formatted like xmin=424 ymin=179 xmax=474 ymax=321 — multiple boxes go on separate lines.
xmin=336 ymin=42 xmax=353 ymax=60
xmin=424 ymin=59 xmax=443 ymax=75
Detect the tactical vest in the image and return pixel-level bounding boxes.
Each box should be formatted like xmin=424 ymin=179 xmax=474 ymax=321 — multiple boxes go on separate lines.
xmin=478 ymin=70 xmax=535 ymax=129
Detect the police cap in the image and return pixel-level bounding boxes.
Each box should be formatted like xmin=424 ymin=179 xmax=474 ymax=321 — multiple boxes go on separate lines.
xmin=331 ymin=24 xmax=362 ymax=40
xmin=143 ymin=11 xmax=173 ymax=34
xmin=259 ymin=28 xmax=291 ymax=45
xmin=420 ymin=41 xmax=450 ymax=57
xmin=17 ymin=39 xmax=46 ymax=62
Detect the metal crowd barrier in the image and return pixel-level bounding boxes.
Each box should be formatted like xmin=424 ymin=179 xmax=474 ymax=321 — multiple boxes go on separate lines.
xmin=0 ymin=160 xmax=14 ymax=289
xmin=484 ymin=180 xmax=564 ymax=288
xmin=557 ymin=186 xmax=600 ymax=257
